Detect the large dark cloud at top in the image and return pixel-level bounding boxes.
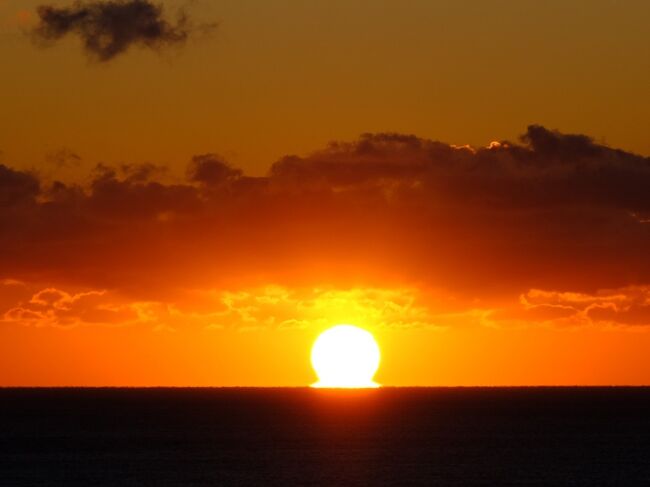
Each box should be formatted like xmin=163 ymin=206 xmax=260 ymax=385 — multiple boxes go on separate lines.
xmin=1 ymin=125 xmax=649 ymax=301
xmin=32 ymin=0 xmax=202 ymax=61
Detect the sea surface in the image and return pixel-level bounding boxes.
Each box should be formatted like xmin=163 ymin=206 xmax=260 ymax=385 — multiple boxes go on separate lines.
xmin=1 ymin=387 xmax=649 ymax=486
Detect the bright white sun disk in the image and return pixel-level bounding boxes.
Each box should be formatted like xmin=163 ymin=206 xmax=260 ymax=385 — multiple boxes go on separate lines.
xmin=311 ymin=325 xmax=380 ymax=388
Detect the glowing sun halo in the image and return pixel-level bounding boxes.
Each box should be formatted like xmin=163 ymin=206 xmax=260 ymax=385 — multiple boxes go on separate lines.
xmin=311 ymin=325 xmax=381 ymax=388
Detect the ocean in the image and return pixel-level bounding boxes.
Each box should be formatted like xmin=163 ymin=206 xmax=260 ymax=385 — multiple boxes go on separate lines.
xmin=1 ymin=388 xmax=649 ymax=486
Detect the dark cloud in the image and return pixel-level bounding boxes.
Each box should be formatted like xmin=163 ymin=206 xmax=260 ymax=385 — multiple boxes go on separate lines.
xmin=32 ymin=0 xmax=204 ymax=61
xmin=45 ymin=148 xmax=81 ymax=168
xmin=87 ymin=163 xmax=200 ymax=219
xmin=0 ymin=126 xmax=649 ymax=306
xmin=270 ymin=125 xmax=650 ymax=211
xmin=188 ymin=154 xmax=242 ymax=187
xmin=270 ymin=133 xmax=431 ymax=188
xmin=0 ymin=164 xmax=39 ymax=207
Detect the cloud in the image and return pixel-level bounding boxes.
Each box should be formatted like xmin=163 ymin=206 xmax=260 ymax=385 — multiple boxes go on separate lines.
xmin=0 ymin=125 xmax=649 ymax=330
xmin=188 ymin=154 xmax=243 ymax=187
xmin=0 ymin=164 xmax=39 ymax=206
xmin=210 ymin=286 xmax=439 ymax=331
xmin=0 ymin=285 xmax=154 ymax=328
xmin=45 ymin=148 xmax=82 ymax=169
xmin=3 ymin=280 xmax=646 ymax=331
xmin=488 ymin=286 xmax=650 ymax=328
xmin=0 ymin=281 xmax=465 ymax=330
xmin=269 ymin=125 xmax=650 ymax=211
xmin=31 ymin=0 xmax=208 ymax=61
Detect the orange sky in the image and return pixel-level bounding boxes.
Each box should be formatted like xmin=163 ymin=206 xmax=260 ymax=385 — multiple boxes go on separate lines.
xmin=0 ymin=0 xmax=649 ymax=386
xmin=1 ymin=0 xmax=648 ymax=175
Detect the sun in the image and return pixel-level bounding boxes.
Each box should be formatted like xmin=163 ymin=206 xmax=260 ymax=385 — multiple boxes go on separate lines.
xmin=311 ymin=325 xmax=381 ymax=388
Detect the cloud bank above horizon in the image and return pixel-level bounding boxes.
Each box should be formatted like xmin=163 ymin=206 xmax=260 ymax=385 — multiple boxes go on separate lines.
xmin=1 ymin=125 xmax=649 ymax=331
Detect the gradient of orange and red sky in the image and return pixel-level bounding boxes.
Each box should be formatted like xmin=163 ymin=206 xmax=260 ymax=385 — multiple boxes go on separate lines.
xmin=0 ymin=0 xmax=649 ymax=386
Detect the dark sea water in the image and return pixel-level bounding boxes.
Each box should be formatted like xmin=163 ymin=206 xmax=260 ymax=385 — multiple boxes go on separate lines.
xmin=1 ymin=388 xmax=649 ymax=486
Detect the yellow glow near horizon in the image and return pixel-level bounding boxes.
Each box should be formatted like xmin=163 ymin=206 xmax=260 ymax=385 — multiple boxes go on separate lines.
xmin=311 ymin=325 xmax=381 ymax=388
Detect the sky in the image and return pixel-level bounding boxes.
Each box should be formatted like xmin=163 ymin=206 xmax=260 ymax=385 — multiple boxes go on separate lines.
xmin=0 ymin=0 xmax=649 ymax=386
